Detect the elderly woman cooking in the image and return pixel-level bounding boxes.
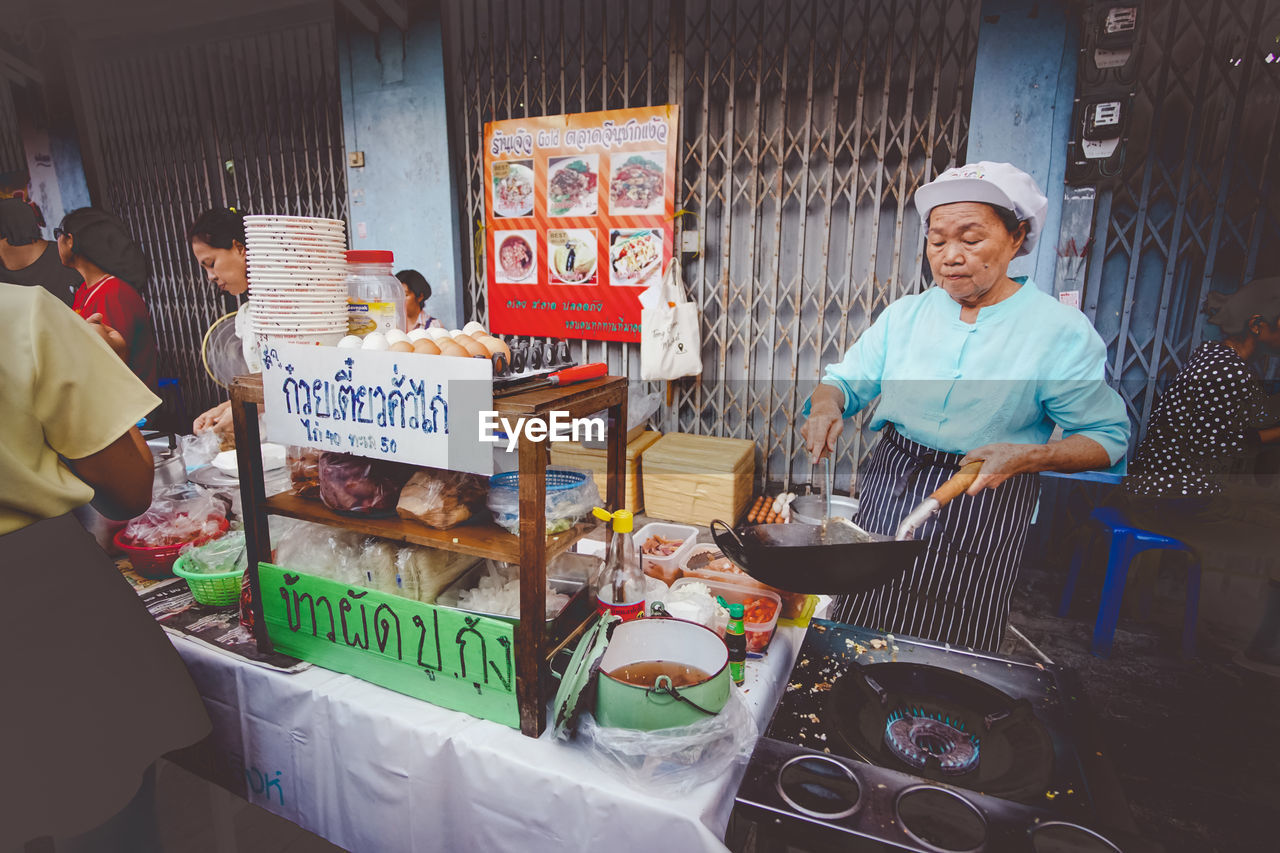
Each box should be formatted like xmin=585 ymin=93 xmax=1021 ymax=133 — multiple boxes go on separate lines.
xmin=801 ymin=162 xmax=1130 ymax=651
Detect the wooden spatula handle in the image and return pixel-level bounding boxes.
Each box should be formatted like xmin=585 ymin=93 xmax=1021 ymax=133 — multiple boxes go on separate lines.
xmin=928 ymin=461 xmax=984 ymax=507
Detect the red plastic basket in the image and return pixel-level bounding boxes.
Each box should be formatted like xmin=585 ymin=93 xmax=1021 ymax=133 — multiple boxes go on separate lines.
xmin=114 ymin=516 xmax=231 ymax=579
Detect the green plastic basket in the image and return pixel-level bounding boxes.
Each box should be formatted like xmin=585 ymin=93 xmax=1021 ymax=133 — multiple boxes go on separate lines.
xmin=172 ymin=553 xmax=245 ymax=607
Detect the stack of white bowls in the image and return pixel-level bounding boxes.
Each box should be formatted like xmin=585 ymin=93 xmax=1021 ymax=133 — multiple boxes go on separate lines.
xmin=245 ymin=215 xmax=348 ymax=346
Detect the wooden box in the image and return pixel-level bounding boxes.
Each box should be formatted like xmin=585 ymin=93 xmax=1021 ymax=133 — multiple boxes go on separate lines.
xmin=550 ymin=430 xmax=662 ymax=513
xmin=641 ymin=433 xmax=756 ymax=526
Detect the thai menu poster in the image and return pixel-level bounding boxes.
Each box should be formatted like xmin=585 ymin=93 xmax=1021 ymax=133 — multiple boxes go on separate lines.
xmin=484 ymin=104 xmax=679 ymax=343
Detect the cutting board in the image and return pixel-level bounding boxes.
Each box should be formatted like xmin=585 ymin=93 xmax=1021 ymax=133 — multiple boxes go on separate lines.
xmin=641 ymin=433 xmax=756 ymax=526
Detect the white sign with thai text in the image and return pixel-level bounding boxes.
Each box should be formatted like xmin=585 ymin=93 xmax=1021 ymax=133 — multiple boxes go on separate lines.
xmin=261 ymin=342 xmax=494 ymax=476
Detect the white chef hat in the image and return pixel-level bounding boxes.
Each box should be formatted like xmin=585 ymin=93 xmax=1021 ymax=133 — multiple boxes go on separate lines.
xmin=913 ymin=161 xmax=1049 ymax=257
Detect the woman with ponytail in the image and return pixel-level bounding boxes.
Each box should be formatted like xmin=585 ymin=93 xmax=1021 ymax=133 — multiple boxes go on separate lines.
xmin=57 ymin=208 xmax=159 ymax=390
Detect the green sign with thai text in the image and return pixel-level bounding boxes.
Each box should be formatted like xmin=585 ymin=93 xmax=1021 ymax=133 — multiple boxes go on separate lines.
xmin=260 ymin=562 xmax=519 ymax=729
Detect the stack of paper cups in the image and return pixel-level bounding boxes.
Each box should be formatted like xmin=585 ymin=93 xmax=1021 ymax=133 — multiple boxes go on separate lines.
xmin=245 ymin=215 xmax=348 ymax=347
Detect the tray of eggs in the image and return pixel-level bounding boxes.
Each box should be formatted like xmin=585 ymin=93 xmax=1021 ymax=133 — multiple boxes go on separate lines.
xmin=335 ymin=323 xmax=575 ymax=391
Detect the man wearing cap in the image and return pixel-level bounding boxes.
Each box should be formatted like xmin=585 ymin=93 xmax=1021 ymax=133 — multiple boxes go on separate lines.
xmin=801 ymin=161 xmax=1130 ymax=652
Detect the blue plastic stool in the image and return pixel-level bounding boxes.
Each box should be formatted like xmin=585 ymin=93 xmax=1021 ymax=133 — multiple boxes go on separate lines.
xmin=1058 ymin=506 xmax=1201 ymax=658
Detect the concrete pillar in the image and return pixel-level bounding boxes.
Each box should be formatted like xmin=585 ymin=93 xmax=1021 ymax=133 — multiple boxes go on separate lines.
xmin=339 ymin=10 xmax=466 ymax=329
xmin=966 ymin=0 xmax=1079 ymax=289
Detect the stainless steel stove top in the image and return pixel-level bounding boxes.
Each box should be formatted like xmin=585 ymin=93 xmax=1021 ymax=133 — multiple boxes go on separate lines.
xmin=731 ymin=620 xmax=1157 ymax=853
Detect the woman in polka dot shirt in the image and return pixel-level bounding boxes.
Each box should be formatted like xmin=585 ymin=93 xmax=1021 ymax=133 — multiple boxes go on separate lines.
xmin=1125 ymin=277 xmax=1280 ymax=668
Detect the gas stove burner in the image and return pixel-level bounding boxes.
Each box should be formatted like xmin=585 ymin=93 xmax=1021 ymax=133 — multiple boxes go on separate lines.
xmin=824 ymin=661 xmax=1055 ymax=803
xmin=884 ymin=706 xmax=980 ymax=775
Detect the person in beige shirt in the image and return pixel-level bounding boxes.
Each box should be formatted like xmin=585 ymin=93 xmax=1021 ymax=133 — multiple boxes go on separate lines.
xmin=0 ymin=284 xmax=210 ymax=848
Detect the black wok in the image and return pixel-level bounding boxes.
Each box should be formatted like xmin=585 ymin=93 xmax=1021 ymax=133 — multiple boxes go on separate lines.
xmin=710 ymin=461 xmax=981 ymax=595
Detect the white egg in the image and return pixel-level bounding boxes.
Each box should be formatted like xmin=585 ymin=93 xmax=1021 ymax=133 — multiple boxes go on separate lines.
xmin=361 ymin=332 xmax=390 ymax=351
xmin=463 ymin=321 xmax=487 ymax=336
xmin=337 ymin=335 xmax=364 ymax=349
xmin=447 ymin=329 xmax=464 ymax=339
xmin=406 ymin=329 xmax=432 ymax=342
xmin=385 ymin=329 xmax=410 ymax=345
xmin=425 ymin=328 xmax=451 ymax=342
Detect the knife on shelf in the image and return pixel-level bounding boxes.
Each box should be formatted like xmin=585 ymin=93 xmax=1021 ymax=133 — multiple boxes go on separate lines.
xmin=492 ymin=362 xmax=608 ymax=397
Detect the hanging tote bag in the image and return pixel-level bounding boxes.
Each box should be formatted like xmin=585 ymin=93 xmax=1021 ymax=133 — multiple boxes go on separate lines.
xmin=640 ymin=259 xmax=703 ymax=381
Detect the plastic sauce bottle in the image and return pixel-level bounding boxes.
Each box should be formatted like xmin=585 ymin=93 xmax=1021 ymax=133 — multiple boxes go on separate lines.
xmin=345 ymin=250 xmax=406 ymax=336
xmin=726 ymin=602 xmax=746 ymax=685
xmin=591 ymin=507 xmax=645 ymax=621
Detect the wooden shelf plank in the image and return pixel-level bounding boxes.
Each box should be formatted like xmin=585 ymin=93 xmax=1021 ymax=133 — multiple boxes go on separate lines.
xmin=265 ymin=493 xmax=597 ymax=563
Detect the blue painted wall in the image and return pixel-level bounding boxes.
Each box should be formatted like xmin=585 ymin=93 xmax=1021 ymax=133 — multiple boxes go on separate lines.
xmin=339 ymin=12 xmax=465 ymax=328
xmin=967 ymin=0 xmax=1079 ymax=289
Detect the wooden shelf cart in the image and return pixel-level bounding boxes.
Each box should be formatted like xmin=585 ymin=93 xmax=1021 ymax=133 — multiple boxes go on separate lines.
xmin=230 ymin=373 xmax=628 ymax=737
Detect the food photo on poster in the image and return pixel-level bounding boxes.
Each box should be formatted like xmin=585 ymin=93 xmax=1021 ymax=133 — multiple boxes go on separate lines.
xmin=609 ymin=152 xmax=666 ymax=215
xmin=492 ymin=160 xmax=535 ymax=218
xmin=549 ymin=229 xmax=598 ymax=285
xmin=547 ymin=155 xmax=600 ymax=217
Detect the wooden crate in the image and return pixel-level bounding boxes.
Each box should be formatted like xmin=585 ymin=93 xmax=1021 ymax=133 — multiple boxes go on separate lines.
xmin=641 ymin=433 xmax=756 ymax=526
xmin=550 ymin=430 xmax=661 ymax=513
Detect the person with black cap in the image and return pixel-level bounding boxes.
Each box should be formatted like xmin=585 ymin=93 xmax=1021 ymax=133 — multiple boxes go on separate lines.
xmin=56 ymin=207 xmax=159 ymax=390
xmin=1125 ymin=276 xmax=1280 ymax=670
xmin=800 ymin=161 xmax=1131 ymax=652
xmin=0 ymin=197 xmax=83 ymax=306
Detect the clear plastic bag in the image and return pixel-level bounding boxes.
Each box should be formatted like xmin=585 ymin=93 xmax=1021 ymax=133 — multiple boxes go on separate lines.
xmin=317 ymin=452 xmax=413 ymax=515
xmin=178 ymin=431 xmax=222 ymax=471
xmin=287 ymin=445 xmax=321 ymax=498
xmin=273 ymin=519 xmax=362 ymax=583
xmin=181 ymin=529 xmax=247 ymax=574
xmin=574 ymin=687 xmax=758 ymax=797
xmin=487 ymin=468 xmax=601 ymax=534
xmin=119 ymin=484 xmax=227 ymax=548
xmin=396 ymin=467 xmax=489 ymax=529
xmin=272 ymin=519 xmax=476 ymax=602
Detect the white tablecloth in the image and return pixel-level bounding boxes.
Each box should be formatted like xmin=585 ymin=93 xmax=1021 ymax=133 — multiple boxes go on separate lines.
xmin=172 ymin=625 xmax=802 ymax=853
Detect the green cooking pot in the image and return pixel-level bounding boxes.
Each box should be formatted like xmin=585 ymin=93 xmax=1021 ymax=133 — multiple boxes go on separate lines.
xmin=595 ymin=617 xmax=730 ymax=731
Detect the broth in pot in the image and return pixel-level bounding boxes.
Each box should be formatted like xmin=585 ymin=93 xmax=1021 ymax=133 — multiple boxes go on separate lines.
xmin=606 ymin=660 xmax=711 ymax=688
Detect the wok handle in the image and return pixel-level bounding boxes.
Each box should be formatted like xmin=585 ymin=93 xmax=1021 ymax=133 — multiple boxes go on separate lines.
xmin=709 ymin=519 xmax=749 ymax=569
xmin=928 ymin=460 xmax=983 ymax=508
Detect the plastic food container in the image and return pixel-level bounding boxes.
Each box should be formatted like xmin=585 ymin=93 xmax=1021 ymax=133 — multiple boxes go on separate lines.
xmin=669 ymin=576 xmax=782 ymax=656
xmin=680 ymin=543 xmax=812 ymax=622
xmin=634 ymin=521 xmax=698 ymax=583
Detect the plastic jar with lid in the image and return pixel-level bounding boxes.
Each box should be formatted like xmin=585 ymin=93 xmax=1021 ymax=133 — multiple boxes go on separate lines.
xmin=345 ymin=250 xmax=406 ymax=336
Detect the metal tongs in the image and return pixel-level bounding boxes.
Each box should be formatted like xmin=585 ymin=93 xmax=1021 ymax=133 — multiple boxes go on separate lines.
xmin=819 ymin=456 xmax=874 ymax=544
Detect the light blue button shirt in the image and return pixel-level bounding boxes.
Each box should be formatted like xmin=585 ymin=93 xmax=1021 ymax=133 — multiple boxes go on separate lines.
xmin=804 ymin=279 xmax=1131 ymax=465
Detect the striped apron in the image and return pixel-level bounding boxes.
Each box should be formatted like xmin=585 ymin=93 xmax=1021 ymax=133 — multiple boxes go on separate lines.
xmin=832 ymin=426 xmax=1040 ymax=652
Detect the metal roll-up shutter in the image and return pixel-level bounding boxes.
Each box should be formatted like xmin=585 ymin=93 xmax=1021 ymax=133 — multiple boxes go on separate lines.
xmin=444 ymin=0 xmax=981 ymax=491
xmin=73 ymin=7 xmax=348 ymax=421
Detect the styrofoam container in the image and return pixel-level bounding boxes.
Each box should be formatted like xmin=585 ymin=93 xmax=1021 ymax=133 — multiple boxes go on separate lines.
xmin=252 ymin=318 xmax=346 ymax=328
xmin=245 ymin=214 xmax=345 ymax=225
xmin=634 ymin=521 xmax=699 ymax=583
xmin=252 ymin=322 xmax=347 ymax=332
xmin=247 ymin=246 xmax=346 ymax=256
xmin=245 ymin=228 xmax=345 ymax=238
xmin=247 ymin=261 xmax=347 ymax=272
xmin=252 ymin=319 xmax=346 ymax=327
xmin=247 ymin=245 xmax=346 ymax=255
xmin=669 ymin=576 xmax=782 ymax=656
xmin=249 ymin=294 xmax=349 ymax=305
xmin=255 ymin=331 xmax=345 ymax=347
